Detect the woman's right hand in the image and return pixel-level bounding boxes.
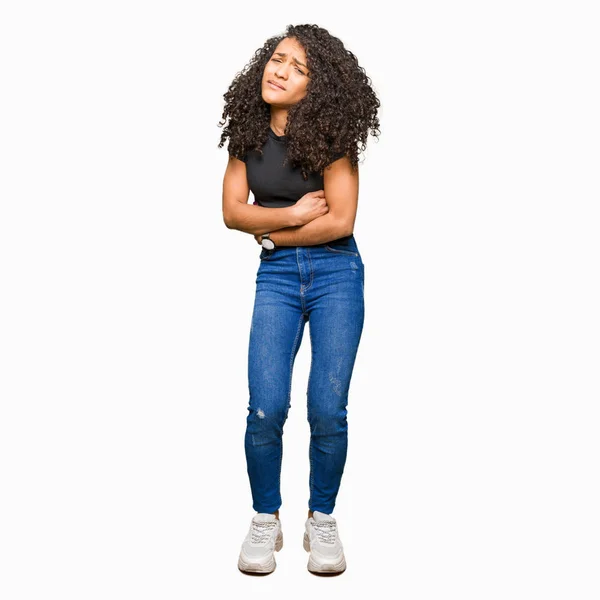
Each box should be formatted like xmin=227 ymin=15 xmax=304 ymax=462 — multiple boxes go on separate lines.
xmin=292 ymin=190 xmax=329 ymax=226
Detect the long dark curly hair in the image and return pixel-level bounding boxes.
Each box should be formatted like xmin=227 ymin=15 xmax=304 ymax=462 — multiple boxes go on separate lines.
xmin=217 ymin=24 xmax=381 ymax=180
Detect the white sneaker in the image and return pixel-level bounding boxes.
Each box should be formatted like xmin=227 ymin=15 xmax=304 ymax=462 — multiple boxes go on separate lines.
xmin=303 ymin=511 xmax=346 ymax=574
xmin=238 ymin=513 xmax=283 ymax=574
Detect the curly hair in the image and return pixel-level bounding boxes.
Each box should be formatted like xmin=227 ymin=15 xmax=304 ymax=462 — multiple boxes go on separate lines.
xmin=217 ymin=24 xmax=381 ymax=180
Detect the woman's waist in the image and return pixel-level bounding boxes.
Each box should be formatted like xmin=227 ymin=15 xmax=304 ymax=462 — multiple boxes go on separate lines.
xmin=285 ymin=233 xmax=354 ymax=248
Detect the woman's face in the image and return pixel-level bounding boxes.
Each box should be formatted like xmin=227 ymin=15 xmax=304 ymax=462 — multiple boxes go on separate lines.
xmin=262 ymin=37 xmax=310 ymax=107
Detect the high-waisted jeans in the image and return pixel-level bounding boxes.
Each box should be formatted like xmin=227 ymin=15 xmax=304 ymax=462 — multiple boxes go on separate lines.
xmin=245 ymin=235 xmax=365 ymax=515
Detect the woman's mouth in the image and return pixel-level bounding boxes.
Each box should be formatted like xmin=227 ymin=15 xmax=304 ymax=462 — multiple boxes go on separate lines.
xmin=267 ymin=81 xmax=285 ymax=90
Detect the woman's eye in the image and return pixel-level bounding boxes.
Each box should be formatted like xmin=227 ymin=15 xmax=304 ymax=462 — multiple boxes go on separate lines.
xmin=271 ymin=58 xmax=305 ymax=75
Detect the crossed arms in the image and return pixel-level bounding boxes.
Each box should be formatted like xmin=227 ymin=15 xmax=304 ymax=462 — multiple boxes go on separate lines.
xmin=222 ymin=154 xmax=359 ymax=246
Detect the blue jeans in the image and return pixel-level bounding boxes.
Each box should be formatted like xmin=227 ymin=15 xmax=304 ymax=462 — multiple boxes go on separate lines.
xmin=245 ymin=235 xmax=365 ymax=515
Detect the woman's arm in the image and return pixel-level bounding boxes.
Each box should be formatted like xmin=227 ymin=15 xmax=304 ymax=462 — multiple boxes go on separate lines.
xmin=227 ymin=204 xmax=301 ymax=236
xmin=259 ymin=213 xmax=351 ymax=246
xmin=222 ymin=156 xmax=301 ymax=234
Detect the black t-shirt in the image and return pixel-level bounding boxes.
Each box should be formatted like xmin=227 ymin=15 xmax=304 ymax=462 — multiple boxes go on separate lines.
xmin=241 ymin=127 xmax=345 ymax=208
xmin=230 ymin=127 xmax=351 ymax=246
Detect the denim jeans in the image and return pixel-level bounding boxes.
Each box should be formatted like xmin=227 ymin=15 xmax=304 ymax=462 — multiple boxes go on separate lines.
xmin=245 ymin=235 xmax=365 ymax=515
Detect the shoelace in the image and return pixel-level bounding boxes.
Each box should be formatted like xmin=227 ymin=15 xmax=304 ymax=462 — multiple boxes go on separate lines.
xmin=312 ymin=519 xmax=337 ymax=544
xmin=250 ymin=520 xmax=278 ymax=544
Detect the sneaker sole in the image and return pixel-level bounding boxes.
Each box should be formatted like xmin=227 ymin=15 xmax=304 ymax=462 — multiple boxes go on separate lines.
xmin=303 ymin=532 xmax=346 ymax=574
xmin=238 ymin=530 xmax=283 ymax=574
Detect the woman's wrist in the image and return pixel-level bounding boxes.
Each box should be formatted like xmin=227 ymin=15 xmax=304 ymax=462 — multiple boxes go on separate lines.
xmin=286 ymin=206 xmax=301 ymax=227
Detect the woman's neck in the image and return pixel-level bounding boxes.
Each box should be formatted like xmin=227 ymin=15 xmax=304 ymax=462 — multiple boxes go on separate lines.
xmin=270 ymin=109 xmax=288 ymax=137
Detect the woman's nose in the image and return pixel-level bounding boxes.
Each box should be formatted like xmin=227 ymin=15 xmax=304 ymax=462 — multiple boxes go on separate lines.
xmin=274 ymin=66 xmax=288 ymax=79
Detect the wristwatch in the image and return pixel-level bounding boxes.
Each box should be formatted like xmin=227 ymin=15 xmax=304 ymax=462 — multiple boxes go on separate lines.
xmin=261 ymin=233 xmax=276 ymax=250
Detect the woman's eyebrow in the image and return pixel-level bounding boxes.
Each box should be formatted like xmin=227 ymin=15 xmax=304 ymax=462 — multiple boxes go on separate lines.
xmin=274 ymin=52 xmax=307 ymax=69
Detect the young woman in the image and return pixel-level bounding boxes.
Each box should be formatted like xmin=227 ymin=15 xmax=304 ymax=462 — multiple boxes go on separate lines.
xmin=219 ymin=24 xmax=380 ymax=575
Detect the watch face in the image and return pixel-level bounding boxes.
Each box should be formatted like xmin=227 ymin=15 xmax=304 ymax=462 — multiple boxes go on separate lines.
xmin=262 ymin=238 xmax=275 ymax=250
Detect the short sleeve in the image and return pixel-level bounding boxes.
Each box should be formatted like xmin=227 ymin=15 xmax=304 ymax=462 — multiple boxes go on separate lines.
xmin=327 ymin=150 xmax=345 ymax=166
xmin=229 ymin=150 xmax=247 ymax=163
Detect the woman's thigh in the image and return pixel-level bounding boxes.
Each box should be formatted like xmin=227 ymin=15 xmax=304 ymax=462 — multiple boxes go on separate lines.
xmin=304 ymin=246 xmax=365 ymax=412
xmin=306 ymin=286 xmax=364 ymax=412
xmin=248 ymin=276 xmax=307 ymax=419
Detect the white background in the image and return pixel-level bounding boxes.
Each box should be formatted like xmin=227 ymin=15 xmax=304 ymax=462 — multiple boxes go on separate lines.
xmin=1 ymin=1 xmax=598 ymax=598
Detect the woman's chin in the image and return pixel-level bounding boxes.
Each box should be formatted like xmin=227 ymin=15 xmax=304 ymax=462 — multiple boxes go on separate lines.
xmin=261 ymin=93 xmax=281 ymax=106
